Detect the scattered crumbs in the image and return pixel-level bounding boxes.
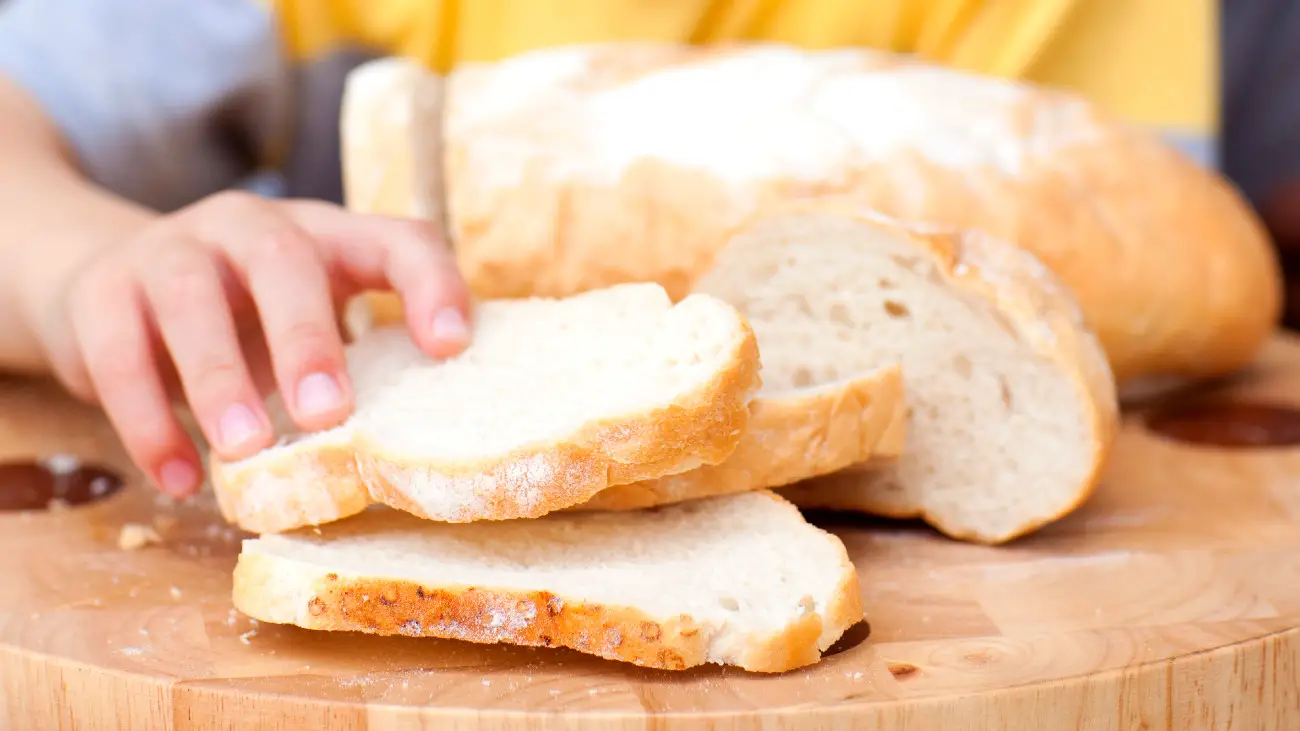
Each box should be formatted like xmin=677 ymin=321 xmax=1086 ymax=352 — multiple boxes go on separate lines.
xmin=401 ymin=680 xmax=409 ymax=689
xmin=239 ymin=630 xmax=257 ymax=644
xmin=118 ymin=523 xmax=162 ymax=551
xmin=225 ymin=609 xmax=239 ymax=626
xmin=169 ymin=586 xmax=183 ymax=600
xmin=852 ymin=671 xmax=864 ymax=680
xmin=482 ymin=679 xmax=492 ymax=687
xmin=549 ymin=689 xmax=561 ymax=696
xmin=248 ymin=619 xmax=260 ymax=628
xmin=47 ymin=498 xmax=69 ymax=513
xmin=118 ymin=647 xmax=144 ymax=657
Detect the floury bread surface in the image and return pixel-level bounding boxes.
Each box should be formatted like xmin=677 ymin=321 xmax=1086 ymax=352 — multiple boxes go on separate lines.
xmin=693 ymin=201 xmax=1119 ymax=544
xmin=341 ymin=43 xmax=1281 ymax=386
xmin=232 ymin=491 xmax=862 ymax=673
xmin=210 ymin=283 xmax=761 ymax=533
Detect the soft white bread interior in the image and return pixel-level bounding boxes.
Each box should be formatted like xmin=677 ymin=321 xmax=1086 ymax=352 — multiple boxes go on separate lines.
xmin=573 ymin=362 xmax=906 ymax=512
xmin=232 ymin=491 xmax=862 ymax=673
xmin=429 ymin=42 xmax=1280 ymax=385
xmin=210 ymin=283 xmax=761 ymax=533
xmin=690 ymin=200 xmax=1118 ymax=544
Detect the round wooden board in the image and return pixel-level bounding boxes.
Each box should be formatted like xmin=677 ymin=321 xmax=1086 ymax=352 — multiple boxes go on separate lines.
xmin=4 ymin=341 xmax=1300 ymax=731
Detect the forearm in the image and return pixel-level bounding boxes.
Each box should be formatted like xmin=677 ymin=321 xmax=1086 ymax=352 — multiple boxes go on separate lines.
xmin=0 ymin=77 xmax=154 ymax=375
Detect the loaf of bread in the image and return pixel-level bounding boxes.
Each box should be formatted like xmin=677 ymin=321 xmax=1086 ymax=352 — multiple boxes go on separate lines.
xmin=232 ymin=491 xmax=862 ymax=673
xmin=689 ymin=200 xmax=1119 ymax=544
xmin=210 ymin=283 xmax=761 ymax=534
xmin=341 ymin=43 xmax=1281 ymax=386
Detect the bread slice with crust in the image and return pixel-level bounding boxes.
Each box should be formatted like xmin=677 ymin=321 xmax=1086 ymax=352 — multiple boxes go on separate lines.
xmin=210 ymin=283 xmax=761 ymax=534
xmin=572 ymin=364 xmax=906 ymax=512
xmin=232 ymin=491 xmax=862 ymax=673
xmin=691 ymin=200 xmax=1118 ymax=544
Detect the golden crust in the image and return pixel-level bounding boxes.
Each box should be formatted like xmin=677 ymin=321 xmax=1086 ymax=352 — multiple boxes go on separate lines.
xmin=230 ymin=493 xmax=863 ymax=673
xmin=572 ymin=364 xmax=906 ymax=512
xmin=210 ymin=440 xmax=369 ymax=535
xmin=764 ymin=199 xmax=1119 ymax=544
xmin=434 ymin=42 xmax=1281 ymax=385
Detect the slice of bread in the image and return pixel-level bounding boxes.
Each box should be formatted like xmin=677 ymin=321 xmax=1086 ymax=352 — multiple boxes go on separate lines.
xmin=693 ymin=200 xmax=1119 ymax=544
xmin=210 ymin=283 xmax=761 ymax=533
xmin=572 ymin=364 xmax=906 ymax=512
xmin=232 ymin=491 xmax=862 ymax=673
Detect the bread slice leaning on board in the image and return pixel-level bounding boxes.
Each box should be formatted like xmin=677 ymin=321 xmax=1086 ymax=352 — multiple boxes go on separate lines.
xmin=209 ymin=283 xmax=761 ymax=534
xmin=693 ymin=200 xmax=1119 ymax=544
xmin=340 ymin=44 xmax=1282 ymax=387
xmin=232 ymin=491 xmax=863 ymax=673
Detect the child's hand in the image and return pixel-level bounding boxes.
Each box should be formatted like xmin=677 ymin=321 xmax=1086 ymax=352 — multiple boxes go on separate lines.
xmin=37 ymin=192 xmax=471 ymax=498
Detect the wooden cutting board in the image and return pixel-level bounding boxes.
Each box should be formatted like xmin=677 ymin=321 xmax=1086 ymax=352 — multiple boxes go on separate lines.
xmin=3 ymin=339 xmax=1300 ymax=731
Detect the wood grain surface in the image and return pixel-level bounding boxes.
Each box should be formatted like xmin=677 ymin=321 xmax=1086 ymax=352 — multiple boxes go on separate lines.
xmin=3 ymin=339 xmax=1300 ymax=730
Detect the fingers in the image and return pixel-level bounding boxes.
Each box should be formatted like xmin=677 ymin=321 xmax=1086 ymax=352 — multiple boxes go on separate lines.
xmin=282 ymin=200 xmax=473 ymax=359
xmin=134 ymin=236 xmax=273 ymax=461
xmin=188 ymin=193 xmax=353 ymax=432
xmin=65 ymin=270 xmax=202 ymax=498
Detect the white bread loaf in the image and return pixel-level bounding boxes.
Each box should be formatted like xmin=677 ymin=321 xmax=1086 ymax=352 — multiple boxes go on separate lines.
xmin=341 ymin=43 xmax=1280 ymax=386
xmin=232 ymin=491 xmax=862 ymax=673
xmin=692 ymin=200 xmax=1119 ymax=544
xmin=572 ymin=360 xmax=906 ymax=512
xmin=210 ymin=283 xmax=761 ymax=534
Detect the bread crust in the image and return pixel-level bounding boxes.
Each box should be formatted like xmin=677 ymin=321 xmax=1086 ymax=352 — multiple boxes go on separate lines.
xmin=230 ymin=492 xmax=863 ymax=673
xmin=210 ymin=435 xmax=370 ymax=535
xmin=433 ymin=42 xmax=1280 ymax=385
xmin=762 ymin=200 xmax=1119 ymax=544
xmin=570 ymin=364 xmax=906 ymax=512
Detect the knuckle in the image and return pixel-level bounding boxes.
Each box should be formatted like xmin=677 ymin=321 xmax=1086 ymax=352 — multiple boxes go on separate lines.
xmin=88 ymin=346 xmax=153 ymax=394
xmin=147 ymin=250 xmax=215 ymax=311
xmin=398 ymin=219 xmax=445 ymax=249
xmin=272 ymin=320 xmax=341 ymax=367
xmin=183 ymin=356 xmax=249 ymax=405
xmin=254 ymin=225 xmax=315 ymax=264
xmin=202 ymin=190 xmax=263 ymax=218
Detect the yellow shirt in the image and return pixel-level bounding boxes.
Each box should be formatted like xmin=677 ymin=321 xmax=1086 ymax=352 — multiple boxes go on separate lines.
xmin=269 ymin=0 xmax=1216 ymax=141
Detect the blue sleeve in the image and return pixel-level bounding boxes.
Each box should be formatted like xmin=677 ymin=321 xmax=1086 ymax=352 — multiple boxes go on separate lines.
xmin=1220 ymin=0 xmax=1300 ymax=206
xmin=0 ymin=0 xmax=292 ymax=212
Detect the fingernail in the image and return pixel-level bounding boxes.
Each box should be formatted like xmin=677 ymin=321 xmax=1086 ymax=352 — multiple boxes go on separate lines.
xmin=218 ymin=402 xmax=264 ymax=450
xmin=430 ymin=308 xmax=469 ymax=344
xmin=296 ymin=372 xmax=344 ymax=418
xmin=158 ymin=459 xmax=198 ymax=497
